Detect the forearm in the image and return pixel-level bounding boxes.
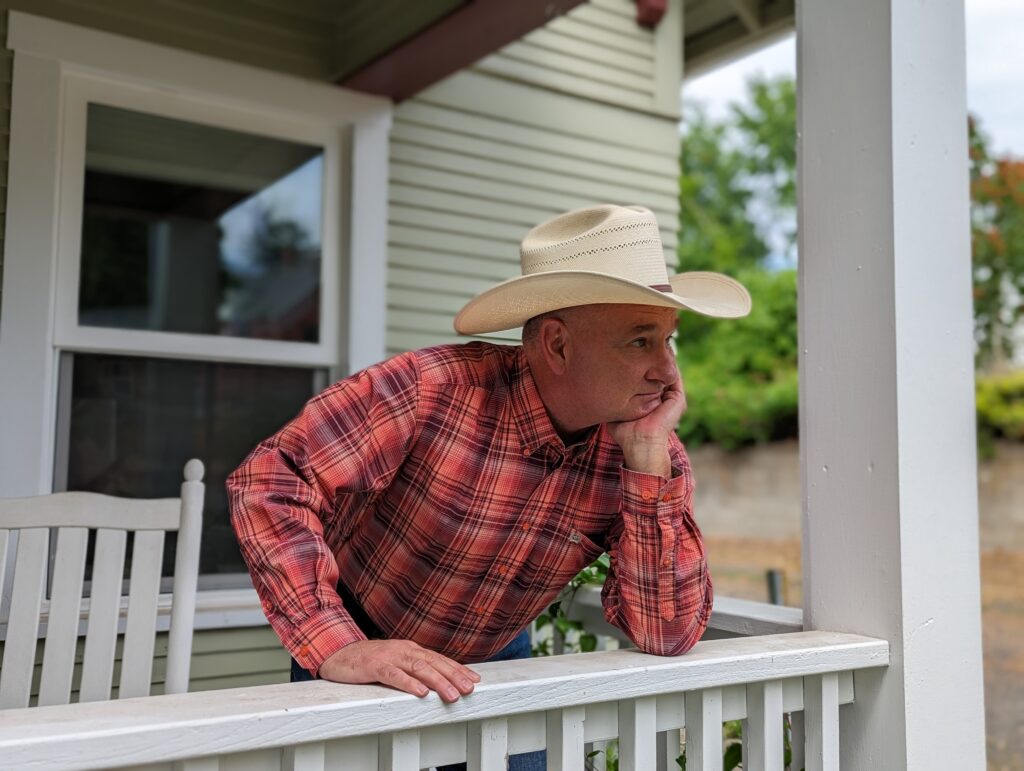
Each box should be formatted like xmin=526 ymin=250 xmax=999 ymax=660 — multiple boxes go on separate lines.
xmin=601 ymin=466 xmax=713 ymax=656
xmin=229 ymin=446 xmax=367 ymax=674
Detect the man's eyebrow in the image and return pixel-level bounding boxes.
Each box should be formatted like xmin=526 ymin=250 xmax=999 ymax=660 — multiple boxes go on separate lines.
xmin=629 ymin=324 xmax=659 ymax=333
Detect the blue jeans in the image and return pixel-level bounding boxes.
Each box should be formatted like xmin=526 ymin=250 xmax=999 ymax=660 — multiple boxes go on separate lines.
xmin=291 ymin=631 xmax=545 ymax=770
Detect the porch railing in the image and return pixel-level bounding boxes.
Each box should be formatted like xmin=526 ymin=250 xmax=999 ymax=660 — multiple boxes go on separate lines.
xmin=0 ymin=630 xmax=887 ymax=771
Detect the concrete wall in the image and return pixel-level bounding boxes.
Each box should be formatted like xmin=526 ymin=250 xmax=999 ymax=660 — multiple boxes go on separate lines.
xmin=690 ymin=439 xmax=1024 ymax=551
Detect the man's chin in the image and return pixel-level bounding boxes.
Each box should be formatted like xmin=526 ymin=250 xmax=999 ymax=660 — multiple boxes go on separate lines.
xmin=610 ymin=399 xmax=661 ymax=424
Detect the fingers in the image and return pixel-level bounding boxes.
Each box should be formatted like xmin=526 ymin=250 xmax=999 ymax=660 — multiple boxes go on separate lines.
xmin=320 ymin=640 xmax=480 ymax=703
xmin=403 ymin=652 xmax=474 ymax=703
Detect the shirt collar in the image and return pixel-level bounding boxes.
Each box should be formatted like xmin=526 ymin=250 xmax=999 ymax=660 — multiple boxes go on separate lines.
xmin=510 ymin=347 xmax=598 ymax=458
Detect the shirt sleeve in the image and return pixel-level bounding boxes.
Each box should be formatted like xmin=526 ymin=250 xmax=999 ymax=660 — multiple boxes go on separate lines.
xmin=227 ymin=352 xmax=421 ymax=675
xmin=600 ymin=435 xmax=713 ymax=656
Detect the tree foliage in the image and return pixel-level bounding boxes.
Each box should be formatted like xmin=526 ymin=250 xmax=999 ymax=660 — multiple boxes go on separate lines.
xmin=677 ymin=76 xmax=800 ymax=448
xmin=677 ymin=75 xmax=1024 ymax=449
xmin=970 ymin=118 xmax=1024 ymax=368
xmin=677 ymin=269 xmax=798 ymax=449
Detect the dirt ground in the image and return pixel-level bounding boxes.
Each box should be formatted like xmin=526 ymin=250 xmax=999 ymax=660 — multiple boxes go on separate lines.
xmin=704 ymin=536 xmax=1023 ymax=770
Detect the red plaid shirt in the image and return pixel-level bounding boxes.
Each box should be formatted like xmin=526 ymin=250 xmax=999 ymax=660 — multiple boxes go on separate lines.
xmin=228 ymin=343 xmax=711 ymax=673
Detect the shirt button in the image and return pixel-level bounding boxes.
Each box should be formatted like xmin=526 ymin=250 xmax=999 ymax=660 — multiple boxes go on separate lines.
xmin=298 ymin=644 xmax=310 ymax=657
xmin=661 ymin=493 xmax=672 ymax=502
xmin=522 ymin=522 xmax=530 ymax=531
xmin=522 ymin=448 xmax=531 ymax=457
xmin=662 ymin=557 xmax=671 ymax=567
xmin=642 ymin=492 xmax=655 ymax=502
xmin=497 ymin=566 xmax=506 ymax=575
xmin=476 ymin=605 xmax=486 ymax=613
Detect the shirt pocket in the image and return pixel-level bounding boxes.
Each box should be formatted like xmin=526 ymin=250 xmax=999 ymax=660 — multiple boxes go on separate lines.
xmin=526 ymin=525 xmax=606 ymax=601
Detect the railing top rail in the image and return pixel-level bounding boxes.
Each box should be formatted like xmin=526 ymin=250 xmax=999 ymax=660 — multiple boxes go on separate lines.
xmin=709 ymin=595 xmax=804 ymax=635
xmin=0 ymin=630 xmax=887 ymax=770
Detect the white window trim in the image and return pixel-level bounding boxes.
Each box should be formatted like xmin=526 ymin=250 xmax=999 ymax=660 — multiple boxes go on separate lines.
xmin=53 ymin=72 xmax=345 ymax=368
xmin=0 ymin=13 xmax=391 ymax=627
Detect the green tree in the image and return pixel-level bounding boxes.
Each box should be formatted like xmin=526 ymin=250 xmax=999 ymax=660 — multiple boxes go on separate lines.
xmin=678 ymin=107 xmax=769 ymax=273
xmin=679 ymin=76 xmax=797 ymax=276
xmin=677 ymin=76 xmax=800 ymax=448
xmin=969 ymin=118 xmax=1024 ymax=369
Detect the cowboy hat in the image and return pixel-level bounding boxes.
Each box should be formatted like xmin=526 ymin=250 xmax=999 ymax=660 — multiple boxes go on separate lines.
xmin=453 ymin=204 xmax=752 ymax=335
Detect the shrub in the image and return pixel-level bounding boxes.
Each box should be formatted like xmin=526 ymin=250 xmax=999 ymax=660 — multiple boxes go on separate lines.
xmin=677 ymin=268 xmax=799 ymax=449
xmin=977 ymin=370 xmax=1024 ymax=442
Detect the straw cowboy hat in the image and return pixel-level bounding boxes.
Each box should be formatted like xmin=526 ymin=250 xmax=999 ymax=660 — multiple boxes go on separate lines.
xmin=454 ymin=204 xmax=752 ymax=335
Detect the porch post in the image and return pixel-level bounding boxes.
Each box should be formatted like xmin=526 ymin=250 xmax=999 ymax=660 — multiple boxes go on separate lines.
xmin=797 ymin=0 xmax=986 ymax=767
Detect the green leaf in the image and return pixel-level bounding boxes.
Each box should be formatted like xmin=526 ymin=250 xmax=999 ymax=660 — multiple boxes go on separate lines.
xmin=723 ymin=743 xmax=743 ymax=771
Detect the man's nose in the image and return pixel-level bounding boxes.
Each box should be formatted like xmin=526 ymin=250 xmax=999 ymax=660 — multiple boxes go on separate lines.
xmin=649 ymin=344 xmax=678 ymax=383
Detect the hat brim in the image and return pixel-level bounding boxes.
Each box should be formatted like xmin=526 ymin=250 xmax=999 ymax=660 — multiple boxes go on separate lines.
xmin=454 ymin=270 xmax=752 ymax=335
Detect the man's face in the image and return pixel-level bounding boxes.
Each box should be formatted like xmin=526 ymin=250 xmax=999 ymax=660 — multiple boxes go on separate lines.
xmin=560 ymin=303 xmax=680 ymax=426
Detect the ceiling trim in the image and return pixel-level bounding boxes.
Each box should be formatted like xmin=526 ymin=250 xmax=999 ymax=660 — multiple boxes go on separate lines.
xmin=684 ymin=0 xmax=794 ymax=78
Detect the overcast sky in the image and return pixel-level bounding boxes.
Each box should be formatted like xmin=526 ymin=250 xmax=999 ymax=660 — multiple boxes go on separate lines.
xmin=684 ymin=0 xmax=1024 ymax=157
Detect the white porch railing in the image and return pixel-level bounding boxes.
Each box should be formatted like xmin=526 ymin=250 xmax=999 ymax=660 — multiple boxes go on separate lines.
xmin=0 ymin=630 xmax=887 ymax=771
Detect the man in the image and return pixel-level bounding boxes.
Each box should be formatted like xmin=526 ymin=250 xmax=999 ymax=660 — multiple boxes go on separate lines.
xmin=228 ymin=204 xmax=751 ymax=708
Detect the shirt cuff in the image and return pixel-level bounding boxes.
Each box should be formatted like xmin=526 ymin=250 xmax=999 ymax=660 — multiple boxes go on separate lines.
xmin=283 ymin=606 xmax=368 ymax=676
xmin=620 ymin=466 xmax=692 ymax=515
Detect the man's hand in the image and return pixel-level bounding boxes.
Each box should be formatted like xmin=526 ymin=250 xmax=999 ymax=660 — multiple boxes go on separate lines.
xmin=606 ymin=369 xmax=687 ymax=478
xmin=317 ymin=639 xmax=481 ymax=703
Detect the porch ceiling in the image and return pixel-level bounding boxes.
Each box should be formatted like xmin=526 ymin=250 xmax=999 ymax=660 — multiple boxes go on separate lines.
xmin=683 ymin=0 xmax=795 ymax=77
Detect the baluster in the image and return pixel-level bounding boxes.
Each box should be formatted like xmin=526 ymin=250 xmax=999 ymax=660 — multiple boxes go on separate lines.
xmin=618 ymin=696 xmax=656 ymax=771
xmin=656 ymin=729 xmax=682 ymax=771
xmin=379 ymin=729 xmax=420 ymax=771
xmin=176 ymin=758 xmax=220 ymax=771
xmin=789 ymin=711 xmax=806 ymax=771
xmin=803 ymin=673 xmax=839 ymax=771
xmin=546 ymin=706 xmax=585 ymax=771
xmin=746 ymin=681 xmax=784 ymax=771
xmin=684 ymin=688 xmax=723 ymax=771
xmin=741 ymin=719 xmax=749 ymax=771
xmin=291 ymin=741 xmax=327 ymax=771
xmin=468 ymin=718 xmax=509 ymax=771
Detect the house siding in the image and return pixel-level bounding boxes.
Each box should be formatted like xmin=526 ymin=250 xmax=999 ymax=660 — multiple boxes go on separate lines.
xmin=386 ymin=0 xmax=684 ymax=354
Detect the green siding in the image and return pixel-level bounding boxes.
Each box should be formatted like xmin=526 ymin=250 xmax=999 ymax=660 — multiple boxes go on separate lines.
xmin=386 ymin=0 xmax=684 ymax=355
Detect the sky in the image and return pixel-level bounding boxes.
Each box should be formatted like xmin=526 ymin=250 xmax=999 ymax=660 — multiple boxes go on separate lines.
xmin=683 ymin=0 xmax=1024 ymax=158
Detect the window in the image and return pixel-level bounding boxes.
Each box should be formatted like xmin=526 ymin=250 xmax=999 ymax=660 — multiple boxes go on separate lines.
xmin=0 ymin=13 xmax=390 ymax=613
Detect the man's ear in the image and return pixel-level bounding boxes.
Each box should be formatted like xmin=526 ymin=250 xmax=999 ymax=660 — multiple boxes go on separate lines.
xmin=538 ymin=316 xmax=571 ymax=376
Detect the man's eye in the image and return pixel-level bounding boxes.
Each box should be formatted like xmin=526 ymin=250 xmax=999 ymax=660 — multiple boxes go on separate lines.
xmin=630 ymin=338 xmax=647 ymax=348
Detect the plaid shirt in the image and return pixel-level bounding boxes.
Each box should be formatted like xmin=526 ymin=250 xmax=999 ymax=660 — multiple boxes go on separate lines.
xmin=228 ymin=343 xmax=712 ymax=674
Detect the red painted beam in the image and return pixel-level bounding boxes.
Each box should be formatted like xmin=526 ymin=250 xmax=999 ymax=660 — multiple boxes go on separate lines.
xmin=635 ymin=0 xmax=667 ymax=28
xmin=340 ymin=0 xmax=588 ymax=102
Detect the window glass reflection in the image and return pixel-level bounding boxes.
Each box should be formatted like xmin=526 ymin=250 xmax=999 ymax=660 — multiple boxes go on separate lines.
xmin=63 ymin=353 xmax=320 ymax=577
xmin=79 ymin=104 xmax=323 ymax=342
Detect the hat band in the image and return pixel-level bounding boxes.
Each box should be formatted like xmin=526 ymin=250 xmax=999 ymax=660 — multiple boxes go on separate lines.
xmin=649 ymin=283 xmax=673 ymax=292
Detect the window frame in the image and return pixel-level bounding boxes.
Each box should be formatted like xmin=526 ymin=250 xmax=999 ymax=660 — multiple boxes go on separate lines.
xmin=56 ymin=74 xmax=343 ymax=367
xmin=0 ymin=12 xmax=392 ymax=629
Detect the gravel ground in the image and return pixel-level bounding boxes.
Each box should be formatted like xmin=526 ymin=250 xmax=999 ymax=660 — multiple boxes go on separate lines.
xmin=703 ymin=536 xmax=1022 ymax=770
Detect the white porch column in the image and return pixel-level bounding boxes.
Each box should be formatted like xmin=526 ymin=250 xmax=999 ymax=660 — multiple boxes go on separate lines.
xmin=797 ymin=0 xmax=985 ymax=768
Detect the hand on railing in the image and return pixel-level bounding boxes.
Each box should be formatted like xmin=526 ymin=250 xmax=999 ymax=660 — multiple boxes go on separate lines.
xmin=318 ymin=639 xmax=481 ymax=703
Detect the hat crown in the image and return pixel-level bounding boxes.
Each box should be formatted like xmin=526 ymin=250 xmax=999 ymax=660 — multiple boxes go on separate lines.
xmin=520 ymin=205 xmax=669 ymax=288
